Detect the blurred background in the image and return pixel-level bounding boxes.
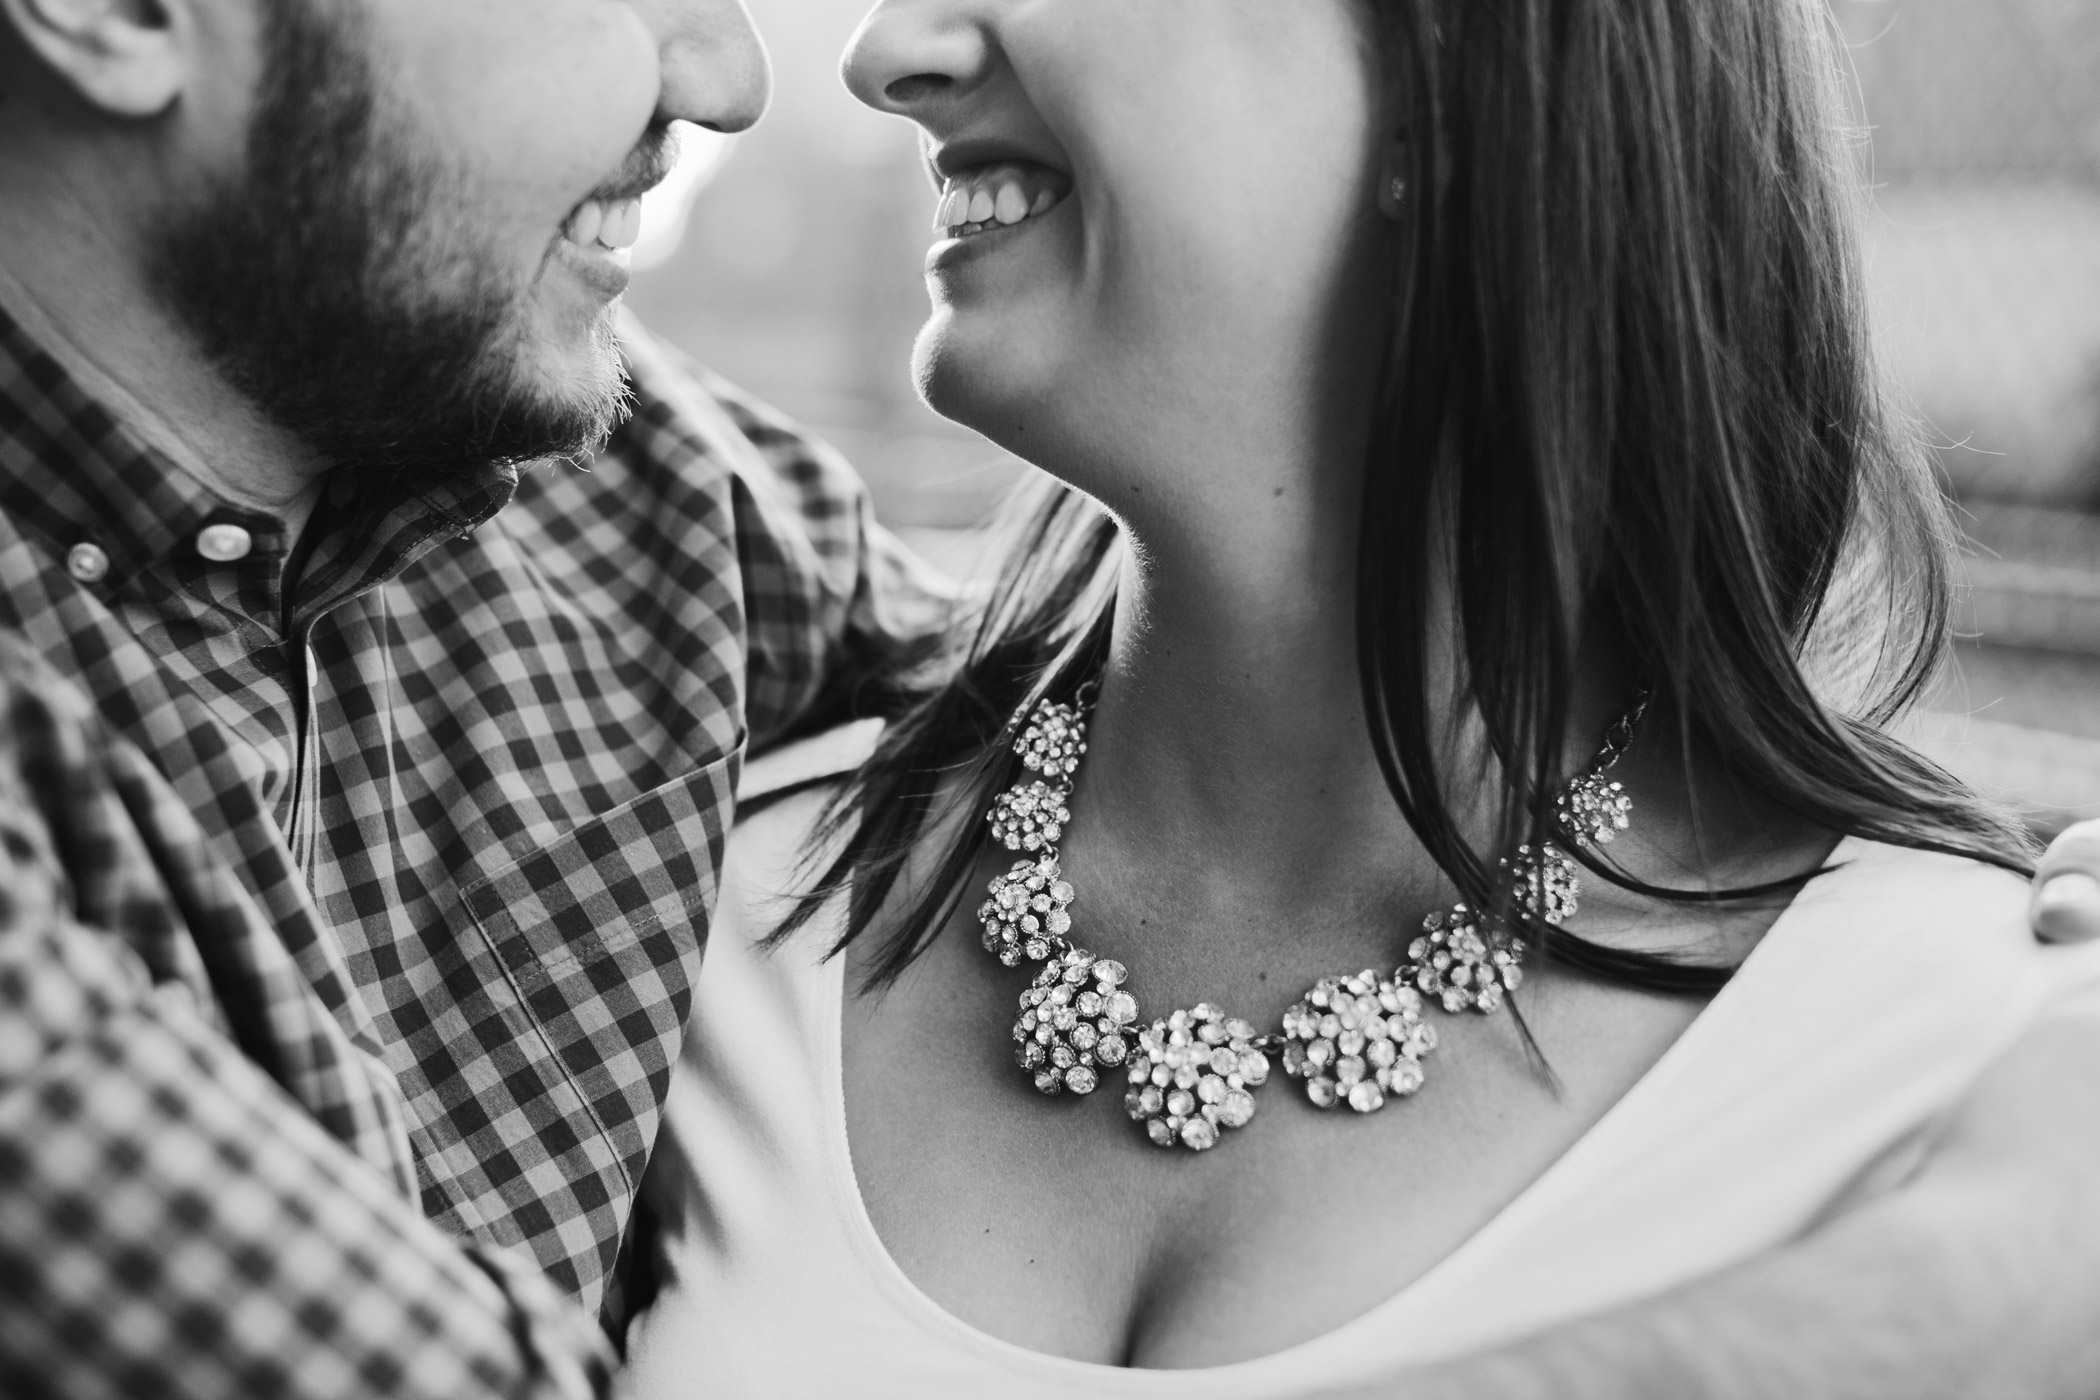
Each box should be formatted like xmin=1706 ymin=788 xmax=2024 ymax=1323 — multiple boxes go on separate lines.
xmin=627 ymin=0 xmax=2100 ymax=838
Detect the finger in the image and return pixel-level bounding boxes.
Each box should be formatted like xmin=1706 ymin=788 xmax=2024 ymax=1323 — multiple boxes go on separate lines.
xmin=2032 ymin=820 xmax=2100 ymax=945
xmin=2035 ymin=874 xmax=2100 ymax=944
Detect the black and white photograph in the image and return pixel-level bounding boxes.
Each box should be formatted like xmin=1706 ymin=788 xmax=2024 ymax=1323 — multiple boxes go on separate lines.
xmin=0 ymin=1 xmax=2096 ymax=1396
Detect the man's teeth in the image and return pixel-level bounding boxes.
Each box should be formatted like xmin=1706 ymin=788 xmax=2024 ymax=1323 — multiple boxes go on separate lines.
xmin=566 ymin=197 xmax=643 ymax=252
xmin=933 ymin=163 xmax=1070 ymax=237
xmin=571 ymin=203 xmax=605 ymax=247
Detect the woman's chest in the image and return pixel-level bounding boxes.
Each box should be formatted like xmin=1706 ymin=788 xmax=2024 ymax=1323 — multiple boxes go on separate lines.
xmin=842 ymin=925 xmax=1706 ymax=1369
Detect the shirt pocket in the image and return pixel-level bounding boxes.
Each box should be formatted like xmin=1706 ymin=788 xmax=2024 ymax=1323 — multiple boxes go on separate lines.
xmin=457 ymin=746 xmax=741 ymax=1186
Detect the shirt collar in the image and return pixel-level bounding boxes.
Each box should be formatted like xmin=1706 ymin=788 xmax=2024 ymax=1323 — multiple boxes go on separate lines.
xmin=0 ymin=300 xmax=518 ymax=624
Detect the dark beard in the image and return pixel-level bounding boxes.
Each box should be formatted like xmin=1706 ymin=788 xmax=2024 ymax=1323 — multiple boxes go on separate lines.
xmin=147 ymin=1 xmax=628 ymax=489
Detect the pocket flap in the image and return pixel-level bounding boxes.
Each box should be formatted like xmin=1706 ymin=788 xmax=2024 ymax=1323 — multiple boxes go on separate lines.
xmin=458 ymin=749 xmax=740 ymax=1211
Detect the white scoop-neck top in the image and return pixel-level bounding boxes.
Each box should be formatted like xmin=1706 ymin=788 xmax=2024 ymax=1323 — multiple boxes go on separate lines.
xmin=618 ymin=735 xmax=2100 ymax=1400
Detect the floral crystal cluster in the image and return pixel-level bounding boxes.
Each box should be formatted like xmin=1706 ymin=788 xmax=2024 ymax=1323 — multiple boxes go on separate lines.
xmin=1400 ymin=905 xmax=1524 ymax=1014
xmin=1507 ymin=842 xmax=1581 ymax=926
xmin=1014 ymin=698 xmax=1088 ymax=781
xmin=1014 ymin=948 xmax=1139 ymax=1096
xmin=972 ymin=690 xmax=1644 ymax=1155
xmin=1280 ymin=970 xmax=1436 ymax=1113
xmin=1557 ymin=772 xmax=1634 ymax=848
xmin=1124 ymin=1004 xmax=1269 ymax=1151
xmin=978 ymin=857 xmax=1074 ymax=966
xmin=988 ymin=782 xmax=1071 ymax=852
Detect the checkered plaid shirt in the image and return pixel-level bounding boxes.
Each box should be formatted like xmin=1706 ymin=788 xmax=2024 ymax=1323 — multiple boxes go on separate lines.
xmin=0 ymin=303 xmax=940 ymax=1396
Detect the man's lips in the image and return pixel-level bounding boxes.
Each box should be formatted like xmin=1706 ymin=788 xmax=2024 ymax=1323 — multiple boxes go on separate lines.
xmin=560 ymin=124 xmax=681 ymax=257
xmin=555 ymin=233 xmax=634 ymax=300
xmin=563 ymin=197 xmax=644 ymax=253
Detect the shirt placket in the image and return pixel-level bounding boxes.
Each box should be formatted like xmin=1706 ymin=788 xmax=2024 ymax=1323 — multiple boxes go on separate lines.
xmin=156 ymin=510 xmax=327 ymax=854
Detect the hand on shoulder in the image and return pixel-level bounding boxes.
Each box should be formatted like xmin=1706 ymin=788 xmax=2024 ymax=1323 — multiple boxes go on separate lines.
xmin=2034 ymin=820 xmax=2100 ymax=943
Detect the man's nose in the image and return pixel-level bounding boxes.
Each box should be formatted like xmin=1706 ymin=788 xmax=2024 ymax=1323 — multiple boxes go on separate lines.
xmin=637 ymin=0 xmax=772 ymax=133
xmin=841 ymin=0 xmax=988 ymax=117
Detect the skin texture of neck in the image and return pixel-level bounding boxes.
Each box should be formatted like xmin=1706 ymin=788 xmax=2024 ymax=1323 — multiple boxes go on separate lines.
xmin=1038 ymin=364 xmax=1808 ymax=987
xmin=1044 ymin=339 xmax=1472 ymax=984
xmin=0 ymin=148 xmax=329 ymax=543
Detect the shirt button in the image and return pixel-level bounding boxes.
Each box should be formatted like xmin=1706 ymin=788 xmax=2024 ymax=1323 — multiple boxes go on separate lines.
xmin=195 ymin=523 xmax=255 ymax=563
xmin=66 ymin=542 xmax=110 ymax=583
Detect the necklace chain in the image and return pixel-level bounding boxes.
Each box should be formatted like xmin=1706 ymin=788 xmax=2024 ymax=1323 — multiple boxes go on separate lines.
xmin=977 ymin=689 xmax=1648 ymax=1152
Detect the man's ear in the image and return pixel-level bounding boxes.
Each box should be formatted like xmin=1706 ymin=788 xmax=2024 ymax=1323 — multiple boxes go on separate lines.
xmin=0 ymin=0 xmax=188 ymax=118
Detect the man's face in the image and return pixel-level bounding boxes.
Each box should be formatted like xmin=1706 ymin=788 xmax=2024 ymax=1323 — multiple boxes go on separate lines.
xmin=151 ymin=0 xmax=767 ymax=485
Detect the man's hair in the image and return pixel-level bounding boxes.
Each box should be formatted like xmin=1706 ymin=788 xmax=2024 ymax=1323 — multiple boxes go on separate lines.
xmin=148 ymin=0 xmax=627 ymax=487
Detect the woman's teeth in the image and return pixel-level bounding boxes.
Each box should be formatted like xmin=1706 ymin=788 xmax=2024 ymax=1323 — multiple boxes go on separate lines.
xmin=934 ymin=162 xmax=1069 ymax=238
xmin=565 ymin=197 xmax=643 ymax=253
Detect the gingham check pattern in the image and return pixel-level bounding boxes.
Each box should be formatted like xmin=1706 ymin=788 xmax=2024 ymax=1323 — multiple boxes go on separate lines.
xmin=0 ymin=303 xmax=937 ymax=1392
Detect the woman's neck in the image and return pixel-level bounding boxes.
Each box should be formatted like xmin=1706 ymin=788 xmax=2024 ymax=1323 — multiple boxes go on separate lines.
xmin=1052 ymin=478 xmax=1458 ymax=978
xmin=1047 ymin=465 xmax=1763 ymax=980
xmin=1088 ymin=543 xmax=1410 ymax=874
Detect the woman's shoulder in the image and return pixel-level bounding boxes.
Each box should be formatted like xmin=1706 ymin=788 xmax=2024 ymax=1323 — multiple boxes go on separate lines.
xmin=1785 ymin=836 xmax=2100 ymax=1006
xmin=737 ymin=720 xmax=886 ymax=817
xmin=719 ymin=721 xmax=887 ymax=934
xmin=1816 ymin=835 xmax=2027 ymax=919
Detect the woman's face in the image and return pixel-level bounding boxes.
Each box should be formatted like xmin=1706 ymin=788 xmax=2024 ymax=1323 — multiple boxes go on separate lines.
xmin=844 ymin=0 xmax=1391 ymax=509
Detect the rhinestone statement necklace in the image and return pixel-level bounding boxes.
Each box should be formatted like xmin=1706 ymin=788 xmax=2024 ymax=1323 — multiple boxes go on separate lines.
xmin=978 ymin=690 xmax=1648 ymax=1152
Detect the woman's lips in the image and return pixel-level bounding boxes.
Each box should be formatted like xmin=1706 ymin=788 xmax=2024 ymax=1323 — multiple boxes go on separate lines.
xmin=931 ymin=161 xmax=1072 ymax=240
xmin=924 ymin=196 xmax=1075 ymax=276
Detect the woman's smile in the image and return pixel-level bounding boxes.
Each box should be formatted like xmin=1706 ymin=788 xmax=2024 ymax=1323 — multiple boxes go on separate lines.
xmin=931 ymin=160 xmax=1070 ymax=238
xmin=846 ymin=0 xmax=1386 ymax=502
xmin=924 ymin=157 xmax=1074 ymax=272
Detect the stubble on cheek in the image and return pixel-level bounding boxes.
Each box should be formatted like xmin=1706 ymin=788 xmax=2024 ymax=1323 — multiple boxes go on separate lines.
xmin=146 ymin=0 xmax=631 ymax=482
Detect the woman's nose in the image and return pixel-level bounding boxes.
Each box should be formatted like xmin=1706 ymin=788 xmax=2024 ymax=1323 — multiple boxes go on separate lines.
xmin=841 ymin=0 xmax=989 ymax=116
xmin=640 ymin=0 xmax=773 ymax=133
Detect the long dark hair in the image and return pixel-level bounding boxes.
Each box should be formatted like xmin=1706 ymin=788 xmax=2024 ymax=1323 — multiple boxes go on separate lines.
xmin=778 ymin=0 xmax=2034 ymax=992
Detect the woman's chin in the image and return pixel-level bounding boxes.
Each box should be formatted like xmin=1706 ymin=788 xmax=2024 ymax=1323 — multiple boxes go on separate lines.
xmin=910 ymin=316 xmax=1054 ymax=455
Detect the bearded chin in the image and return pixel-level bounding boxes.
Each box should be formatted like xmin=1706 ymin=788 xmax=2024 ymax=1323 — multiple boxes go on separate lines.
xmin=147 ymin=0 xmax=630 ymax=492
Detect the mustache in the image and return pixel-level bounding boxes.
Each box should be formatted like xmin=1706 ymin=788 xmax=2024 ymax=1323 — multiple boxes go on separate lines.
xmin=587 ymin=122 xmax=682 ymax=205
